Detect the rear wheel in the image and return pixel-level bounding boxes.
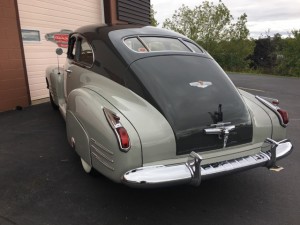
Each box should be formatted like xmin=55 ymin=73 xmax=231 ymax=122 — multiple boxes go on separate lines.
xmin=81 ymin=158 xmax=92 ymax=173
xmin=49 ymin=91 xmax=59 ymax=110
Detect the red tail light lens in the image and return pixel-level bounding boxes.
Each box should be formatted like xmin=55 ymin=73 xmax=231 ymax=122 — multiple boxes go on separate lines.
xmin=277 ymin=109 xmax=289 ymax=125
xmin=272 ymin=99 xmax=279 ymax=106
xmin=116 ymin=127 xmax=130 ymax=149
xmin=103 ymin=108 xmax=131 ymax=152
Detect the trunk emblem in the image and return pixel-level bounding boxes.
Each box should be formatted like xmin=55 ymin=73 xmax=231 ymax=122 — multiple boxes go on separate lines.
xmin=204 ymin=122 xmax=235 ymax=148
xmin=190 ymin=80 xmax=212 ymax=88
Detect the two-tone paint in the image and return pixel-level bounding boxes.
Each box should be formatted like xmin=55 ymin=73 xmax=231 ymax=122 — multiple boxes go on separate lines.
xmin=46 ymin=24 xmax=292 ymax=187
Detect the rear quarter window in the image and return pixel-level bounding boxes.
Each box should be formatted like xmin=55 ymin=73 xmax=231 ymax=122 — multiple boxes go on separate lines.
xmin=78 ymin=38 xmax=94 ymax=67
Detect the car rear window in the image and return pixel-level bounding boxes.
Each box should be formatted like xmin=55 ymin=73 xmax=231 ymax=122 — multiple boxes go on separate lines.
xmin=124 ymin=37 xmax=199 ymax=53
xmin=183 ymin=40 xmax=203 ymax=53
xmin=124 ymin=37 xmax=148 ymax=52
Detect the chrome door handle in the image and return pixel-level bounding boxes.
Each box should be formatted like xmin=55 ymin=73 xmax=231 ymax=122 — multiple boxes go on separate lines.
xmin=65 ymin=69 xmax=72 ymax=73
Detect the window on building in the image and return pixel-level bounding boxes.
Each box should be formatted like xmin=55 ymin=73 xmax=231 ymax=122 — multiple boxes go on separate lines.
xmin=21 ymin=29 xmax=40 ymax=41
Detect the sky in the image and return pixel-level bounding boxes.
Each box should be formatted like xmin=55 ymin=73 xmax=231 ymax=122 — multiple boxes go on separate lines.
xmin=151 ymin=0 xmax=300 ymax=38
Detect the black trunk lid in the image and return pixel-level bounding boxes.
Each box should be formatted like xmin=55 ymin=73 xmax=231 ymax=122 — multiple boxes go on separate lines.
xmin=130 ymin=55 xmax=252 ymax=155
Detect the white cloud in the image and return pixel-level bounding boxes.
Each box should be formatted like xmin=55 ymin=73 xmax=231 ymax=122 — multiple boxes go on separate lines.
xmin=151 ymin=0 xmax=300 ymax=38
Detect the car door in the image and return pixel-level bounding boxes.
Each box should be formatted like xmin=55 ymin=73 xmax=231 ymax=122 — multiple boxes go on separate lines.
xmin=64 ymin=35 xmax=94 ymax=101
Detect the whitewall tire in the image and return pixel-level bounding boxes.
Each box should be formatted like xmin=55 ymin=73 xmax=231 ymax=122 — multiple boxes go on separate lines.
xmin=81 ymin=158 xmax=92 ymax=173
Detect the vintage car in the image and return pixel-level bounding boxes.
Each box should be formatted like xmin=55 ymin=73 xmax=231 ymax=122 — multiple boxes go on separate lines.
xmin=46 ymin=24 xmax=293 ymax=188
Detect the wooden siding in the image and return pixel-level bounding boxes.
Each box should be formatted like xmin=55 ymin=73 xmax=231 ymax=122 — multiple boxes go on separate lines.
xmin=117 ymin=0 xmax=150 ymax=25
xmin=0 ymin=0 xmax=30 ymax=112
xmin=17 ymin=0 xmax=104 ymax=100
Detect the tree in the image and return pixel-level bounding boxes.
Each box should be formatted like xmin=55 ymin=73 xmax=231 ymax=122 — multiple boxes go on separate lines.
xmin=162 ymin=0 xmax=253 ymax=72
xmin=150 ymin=4 xmax=159 ymax=27
xmin=277 ymin=30 xmax=300 ymax=76
xmin=247 ymin=30 xmax=300 ymax=76
xmin=163 ymin=1 xmax=249 ymax=49
xmin=248 ymin=37 xmax=276 ymax=73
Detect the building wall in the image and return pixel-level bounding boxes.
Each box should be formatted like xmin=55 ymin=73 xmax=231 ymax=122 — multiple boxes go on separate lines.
xmin=17 ymin=0 xmax=104 ymax=100
xmin=0 ymin=0 xmax=30 ymax=112
xmin=117 ymin=0 xmax=150 ymax=25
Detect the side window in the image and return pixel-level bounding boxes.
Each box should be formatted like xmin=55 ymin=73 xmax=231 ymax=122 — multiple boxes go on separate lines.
xmin=67 ymin=36 xmax=76 ymax=60
xmin=76 ymin=37 xmax=94 ymax=67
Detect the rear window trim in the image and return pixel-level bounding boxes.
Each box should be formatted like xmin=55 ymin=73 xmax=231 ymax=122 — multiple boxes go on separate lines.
xmin=180 ymin=38 xmax=204 ymax=54
xmin=123 ymin=35 xmax=203 ymax=54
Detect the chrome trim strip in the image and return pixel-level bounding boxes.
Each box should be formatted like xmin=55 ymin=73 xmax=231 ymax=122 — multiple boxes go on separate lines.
xmin=91 ymin=152 xmax=115 ymax=171
xmin=90 ymin=138 xmax=114 ymax=155
xmin=122 ymin=138 xmax=293 ymax=188
xmin=256 ymin=95 xmax=287 ymax=127
xmin=91 ymin=145 xmax=114 ymax=163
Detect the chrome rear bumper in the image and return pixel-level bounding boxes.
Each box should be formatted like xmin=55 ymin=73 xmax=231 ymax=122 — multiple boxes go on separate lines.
xmin=122 ymin=139 xmax=293 ymax=188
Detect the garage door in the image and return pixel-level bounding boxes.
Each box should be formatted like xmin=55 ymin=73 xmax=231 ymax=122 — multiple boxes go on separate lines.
xmin=17 ymin=0 xmax=104 ymax=100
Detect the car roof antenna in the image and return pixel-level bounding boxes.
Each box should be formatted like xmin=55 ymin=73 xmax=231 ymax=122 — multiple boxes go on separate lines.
xmin=56 ymin=48 xmax=63 ymax=74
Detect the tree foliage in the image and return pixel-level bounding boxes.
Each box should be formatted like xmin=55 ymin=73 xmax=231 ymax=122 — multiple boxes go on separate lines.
xmin=162 ymin=1 xmax=254 ymax=72
xmin=150 ymin=4 xmax=159 ymax=27
xmin=248 ymin=30 xmax=300 ymax=76
xmin=248 ymin=37 xmax=276 ymax=73
xmin=278 ymin=30 xmax=300 ymax=76
xmin=161 ymin=1 xmax=299 ymax=76
xmin=163 ymin=1 xmax=249 ymax=46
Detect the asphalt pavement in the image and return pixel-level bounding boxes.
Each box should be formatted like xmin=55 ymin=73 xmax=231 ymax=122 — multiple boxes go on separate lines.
xmin=0 ymin=73 xmax=299 ymax=225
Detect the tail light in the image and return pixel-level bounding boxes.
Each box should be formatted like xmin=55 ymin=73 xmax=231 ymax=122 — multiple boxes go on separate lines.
xmin=116 ymin=127 xmax=130 ymax=149
xmin=260 ymin=96 xmax=279 ymax=106
xmin=103 ymin=108 xmax=131 ymax=152
xmin=277 ymin=109 xmax=289 ymax=125
xmin=272 ymin=99 xmax=279 ymax=106
xmin=256 ymin=96 xmax=289 ymax=127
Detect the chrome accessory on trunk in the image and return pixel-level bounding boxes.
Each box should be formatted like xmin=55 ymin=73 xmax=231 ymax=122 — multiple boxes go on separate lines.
xmin=204 ymin=122 xmax=235 ymax=148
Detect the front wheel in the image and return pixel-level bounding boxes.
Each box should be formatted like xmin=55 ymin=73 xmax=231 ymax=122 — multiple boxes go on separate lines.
xmin=49 ymin=91 xmax=59 ymax=110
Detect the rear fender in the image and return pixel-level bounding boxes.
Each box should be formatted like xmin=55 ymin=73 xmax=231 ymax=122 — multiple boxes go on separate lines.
xmin=66 ymin=88 xmax=142 ymax=183
xmin=239 ymin=89 xmax=286 ymax=141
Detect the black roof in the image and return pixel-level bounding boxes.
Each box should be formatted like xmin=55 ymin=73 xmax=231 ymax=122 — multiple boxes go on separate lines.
xmin=75 ymin=24 xmax=187 ymax=42
xmin=74 ymin=24 xmax=210 ymax=65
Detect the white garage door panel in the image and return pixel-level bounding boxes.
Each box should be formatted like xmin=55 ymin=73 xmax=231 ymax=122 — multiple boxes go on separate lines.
xmin=30 ymin=89 xmax=49 ymax=100
xmin=19 ymin=11 xmax=99 ymax=25
xmin=18 ymin=0 xmax=104 ymax=100
xmin=18 ymin=0 xmax=101 ymax=15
